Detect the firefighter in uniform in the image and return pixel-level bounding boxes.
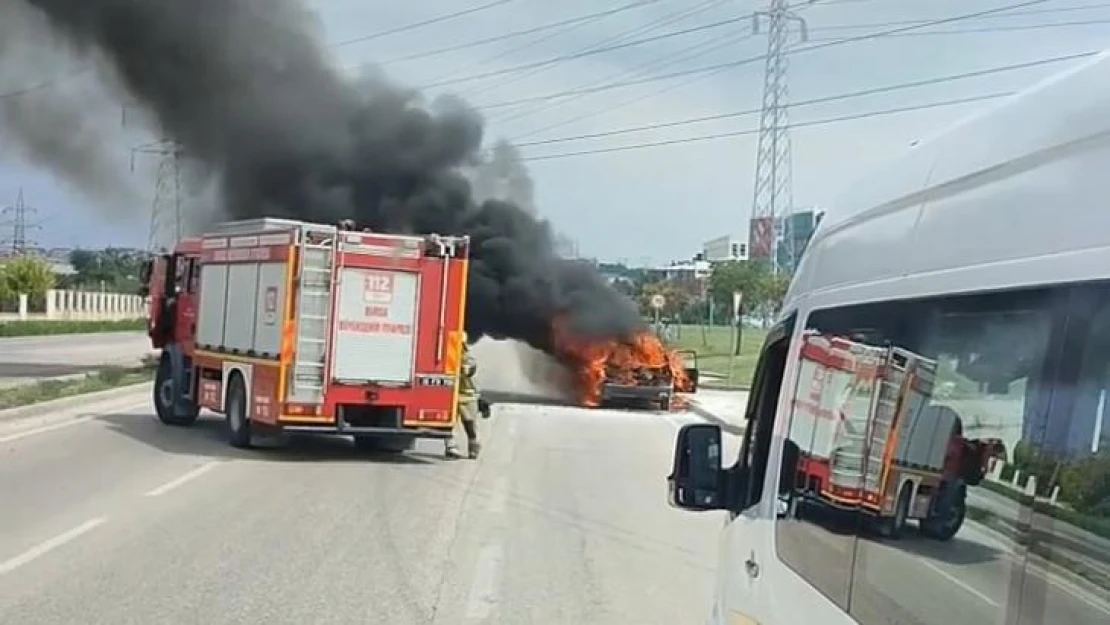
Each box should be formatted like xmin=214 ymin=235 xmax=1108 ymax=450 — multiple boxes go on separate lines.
xmin=447 ymin=337 xmax=482 ymax=460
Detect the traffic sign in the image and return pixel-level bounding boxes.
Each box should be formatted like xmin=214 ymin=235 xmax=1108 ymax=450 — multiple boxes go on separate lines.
xmin=650 ymin=294 xmax=666 ymax=310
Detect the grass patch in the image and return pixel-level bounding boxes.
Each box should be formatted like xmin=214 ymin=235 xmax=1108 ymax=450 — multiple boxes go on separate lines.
xmin=0 ymin=318 xmax=146 ymax=337
xmin=0 ymin=364 xmax=155 ymax=410
xmin=667 ymin=324 xmax=767 ymax=389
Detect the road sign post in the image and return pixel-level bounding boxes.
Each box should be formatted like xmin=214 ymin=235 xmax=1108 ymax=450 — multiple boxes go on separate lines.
xmin=728 ymin=291 xmax=744 ymax=384
xmin=650 ymin=293 xmax=666 ymax=332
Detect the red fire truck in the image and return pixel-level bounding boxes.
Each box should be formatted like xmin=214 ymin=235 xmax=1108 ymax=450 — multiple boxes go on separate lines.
xmin=785 ymin=331 xmax=1000 ymax=540
xmin=141 ymin=217 xmax=471 ymax=452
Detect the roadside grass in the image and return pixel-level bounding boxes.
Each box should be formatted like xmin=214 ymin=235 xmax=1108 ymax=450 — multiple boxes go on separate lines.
xmin=0 ymin=362 xmax=155 ymax=411
xmin=0 ymin=318 xmax=146 ymax=337
xmin=668 ymin=324 xmax=767 ymax=390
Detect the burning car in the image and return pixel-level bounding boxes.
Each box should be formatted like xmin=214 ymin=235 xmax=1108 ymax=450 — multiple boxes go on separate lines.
xmin=598 ymin=348 xmax=699 ymax=410
xmin=552 ymin=318 xmax=700 ymax=410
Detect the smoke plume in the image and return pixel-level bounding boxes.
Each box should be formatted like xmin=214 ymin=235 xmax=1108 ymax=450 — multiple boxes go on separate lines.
xmin=15 ymin=0 xmax=644 ymax=351
xmin=0 ymin=0 xmax=143 ymax=214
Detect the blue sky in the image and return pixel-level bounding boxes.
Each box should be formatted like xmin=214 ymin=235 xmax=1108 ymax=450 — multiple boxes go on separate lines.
xmin=1 ymin=0 xmax=1109 ymax=263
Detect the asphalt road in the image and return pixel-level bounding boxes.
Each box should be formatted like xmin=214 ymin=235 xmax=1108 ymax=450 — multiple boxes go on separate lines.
xmin=0 ymin=388 xmax=734 ymax=625
xmin=780 ymin=502 xmax=1110 ymax=624
xmin=0 ymin=332 xmax=153 ymax=388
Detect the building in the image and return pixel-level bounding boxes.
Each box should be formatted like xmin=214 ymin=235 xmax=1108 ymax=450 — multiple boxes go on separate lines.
xmin=702 ymin=235 xmax=748 ymax=263
xmin=649 ymin=258 xmax=712 ymax=283
xmin=775 ymin=209 xmax=823 ymax=274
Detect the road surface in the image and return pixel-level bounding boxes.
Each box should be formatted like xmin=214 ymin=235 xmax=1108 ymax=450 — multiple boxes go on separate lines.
xmin=0 ymin=388 xmax=733 ymax=624
xmin=0 ymin=332 xmax=152 ymax=388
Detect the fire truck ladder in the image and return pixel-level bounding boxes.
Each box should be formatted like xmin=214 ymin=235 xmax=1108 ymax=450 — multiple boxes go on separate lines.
xmin=861 ymin=351 xmax=910 ymax=500
xmin=287 ymin=230 xmax=338 ymax=404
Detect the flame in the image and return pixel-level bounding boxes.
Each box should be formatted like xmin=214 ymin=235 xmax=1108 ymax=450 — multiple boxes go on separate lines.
xmin=551 ymin=317 xmax=690 ymax=409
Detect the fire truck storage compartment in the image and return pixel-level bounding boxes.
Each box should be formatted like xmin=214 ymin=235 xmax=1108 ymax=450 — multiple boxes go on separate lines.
xmin=332 ymin=267 xmax=419 ymax=384
xmin=195 ymin=258 xmax=288 ymax=357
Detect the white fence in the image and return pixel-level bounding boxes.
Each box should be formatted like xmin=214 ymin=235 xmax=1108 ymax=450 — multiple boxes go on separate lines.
xmin=0 ymin=289 xmax=148 ymax=322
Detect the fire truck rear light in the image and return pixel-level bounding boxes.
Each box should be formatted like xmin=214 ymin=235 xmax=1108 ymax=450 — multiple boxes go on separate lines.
xmin=418 ymin=409 xmax=449 ymax=422
xmin=284 ymin=403 xmax=319 ymax=416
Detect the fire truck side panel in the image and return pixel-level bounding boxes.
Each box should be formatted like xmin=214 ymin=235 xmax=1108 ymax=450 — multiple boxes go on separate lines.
xmin=252 ymin=263 xmax=287 ymax=357
xmin=225 ymin=264 xmax=260 ymax=353
xmin=195 ymin=264 xmax=228 ymax=348
xmin=331 ymin=266 xmax=419 ymax=384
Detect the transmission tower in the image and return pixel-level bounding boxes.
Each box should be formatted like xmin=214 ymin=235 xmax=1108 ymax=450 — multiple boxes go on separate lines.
xmin=749 ymin=0 xmax=811 ymax=275
xmin=132 ymin=139 xmax=185 ymax=251
xmin=0 ymin=188 xmax=41 ymax=256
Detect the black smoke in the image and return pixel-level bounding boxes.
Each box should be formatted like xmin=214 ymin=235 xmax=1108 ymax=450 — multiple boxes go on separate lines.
xmin=17 ymin=0 xmax=645 ymax=352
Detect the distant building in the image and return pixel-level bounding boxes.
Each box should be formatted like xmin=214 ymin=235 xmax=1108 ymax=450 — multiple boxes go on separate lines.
xmin=775 ymin=209 xmax=823 ymax=274
xmin=649 ymin=258 xmax=711 ymax=283
xmin=702 ymin=235 xmax=748 ymax=263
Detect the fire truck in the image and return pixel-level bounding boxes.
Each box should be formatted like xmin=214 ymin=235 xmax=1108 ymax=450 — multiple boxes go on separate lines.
xmin=784 ymin=331 xmax=1000 ymax=540
xmin=141 ymin=217 xmax=471 ymax=452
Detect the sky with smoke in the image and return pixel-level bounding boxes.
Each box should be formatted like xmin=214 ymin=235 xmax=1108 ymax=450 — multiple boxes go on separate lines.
xmin=0 ymin=0 xmax=1109 ymax=264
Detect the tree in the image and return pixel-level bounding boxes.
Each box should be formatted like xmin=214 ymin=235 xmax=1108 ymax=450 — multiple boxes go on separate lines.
xmin=708 ymin=260 xmax=793 ymax=323
xmin=67 ymin=248 xmax=147 ymax=292
xmin=0 ymin=256 xmax=55 ymax=305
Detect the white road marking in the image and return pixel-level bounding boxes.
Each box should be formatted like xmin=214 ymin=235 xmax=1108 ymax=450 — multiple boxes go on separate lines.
xmin=0 ymin=517 xmax=107 ymax=576
xmin=488 ymin=476 xmax=509 ymax=516
xmin=464 ymin=543 xmax=503 ymax=622
xmin=921 ymin=560 xmax=999 ymax=607
xmin=145 ymin=461 xmax=221 ymax=497
xmin=0 ymin=415 xmax=98 ymax=443
xmin=0 ymin=397 xmax=152 ymax=444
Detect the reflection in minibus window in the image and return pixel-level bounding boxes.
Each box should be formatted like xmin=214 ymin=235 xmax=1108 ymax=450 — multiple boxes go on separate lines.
xmin=1016 ymin=285 xmax=1110 ymax=624
xmin=848 ymin=298 xmax=1054 ymax=625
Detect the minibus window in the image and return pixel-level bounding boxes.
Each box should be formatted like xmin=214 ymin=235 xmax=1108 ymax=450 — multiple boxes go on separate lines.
xmin=735 ymin=314 xmax=795 ymax=511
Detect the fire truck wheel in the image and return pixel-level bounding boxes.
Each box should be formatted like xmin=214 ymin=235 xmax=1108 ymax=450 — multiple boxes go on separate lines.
xmin=224 ymin=375 xmax=252 ymax=449
xmin=877 ymin=483 xmax=912 ymax=540
xmin=921 ymin=483 xmax=966 ymax=541
xmin=154 ymin=353 xmax=198 ymax=427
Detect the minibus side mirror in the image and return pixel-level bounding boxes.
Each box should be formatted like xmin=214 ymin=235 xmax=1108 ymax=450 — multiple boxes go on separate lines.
xmin=668 ymin=424 xmax=730 ymax=511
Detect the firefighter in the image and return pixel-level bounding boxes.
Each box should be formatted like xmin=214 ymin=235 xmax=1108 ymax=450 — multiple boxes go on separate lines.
xmin=446 ymin=336 xmax=482 ymax=460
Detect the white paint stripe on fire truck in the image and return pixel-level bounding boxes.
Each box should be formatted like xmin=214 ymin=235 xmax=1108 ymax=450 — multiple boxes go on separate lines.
xmin=145 ymin=460 xmax=223 ymax=497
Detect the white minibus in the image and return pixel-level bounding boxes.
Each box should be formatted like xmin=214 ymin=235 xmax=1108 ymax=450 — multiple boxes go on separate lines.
xmin=669 ymin=50 xmax=1110 ymax=624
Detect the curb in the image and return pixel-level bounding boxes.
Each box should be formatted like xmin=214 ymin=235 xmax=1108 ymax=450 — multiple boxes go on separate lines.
xmin=0 ymin=381 xmax=152 ymax=424
xmin=686 ymin=399 xmax=745 ymax=435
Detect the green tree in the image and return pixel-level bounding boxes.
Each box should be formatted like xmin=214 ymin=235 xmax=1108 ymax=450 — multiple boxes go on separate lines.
xmin=0 ymin=256 xmax=56 ymax=306
xmin=68 ymin=248 xmax=147 ymax=292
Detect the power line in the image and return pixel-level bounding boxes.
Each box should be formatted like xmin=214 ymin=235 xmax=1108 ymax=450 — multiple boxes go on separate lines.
xmin=423 ymin=12 xmax=756 ymax=89
xmin=330 ymin=0 xmax=518 ymax=48
xmin=0 ymin=1 xmax=521 ymax=101
xmin=440 ymin=0 xmax=666 ymax=96
xmin=810 ymin=17 xmax=1110 ymax=42
xmin=474 ymin=0 xmax=1050 ymax=110
xmin=377 ymin=2 xmax=663 ymax=65
xmin=512 ymin=50 xmax=1097 ymax=147
xmin=814 ymin=1 xmax=1110 ymax=32
xmin=501 ymin=2 xmax=1104 ymax=137
xmin=449 ymin=0 xmax=730 ymax=96
xmin=521 ymin=92 xmax=1012 ymax=162
xmin=494 ymin=29 xmax=753 ymax=130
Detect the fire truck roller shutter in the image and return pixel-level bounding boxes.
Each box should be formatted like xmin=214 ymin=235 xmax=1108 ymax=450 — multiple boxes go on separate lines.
xmin=332 ymin=267 xmax=419 ymax=384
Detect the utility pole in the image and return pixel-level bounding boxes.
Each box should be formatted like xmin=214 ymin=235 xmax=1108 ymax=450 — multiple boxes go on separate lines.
xmin=133 ymin=139 xmax=185 ymax=251
xmin=123 ymin=104 xmax=185 ymax=252
xmin=0 ymin=188 xmax=41 ymax=256
xmin=749 ymin=0 xmax=811 ymax=275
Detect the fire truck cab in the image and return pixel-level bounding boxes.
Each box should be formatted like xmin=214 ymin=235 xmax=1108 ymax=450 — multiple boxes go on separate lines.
xmin=142 ymin=217 xmax=471 ymax=452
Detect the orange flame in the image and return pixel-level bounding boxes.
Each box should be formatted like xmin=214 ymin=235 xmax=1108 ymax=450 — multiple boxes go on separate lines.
xmin=551 ymin=317 xmax=690 ymax=409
